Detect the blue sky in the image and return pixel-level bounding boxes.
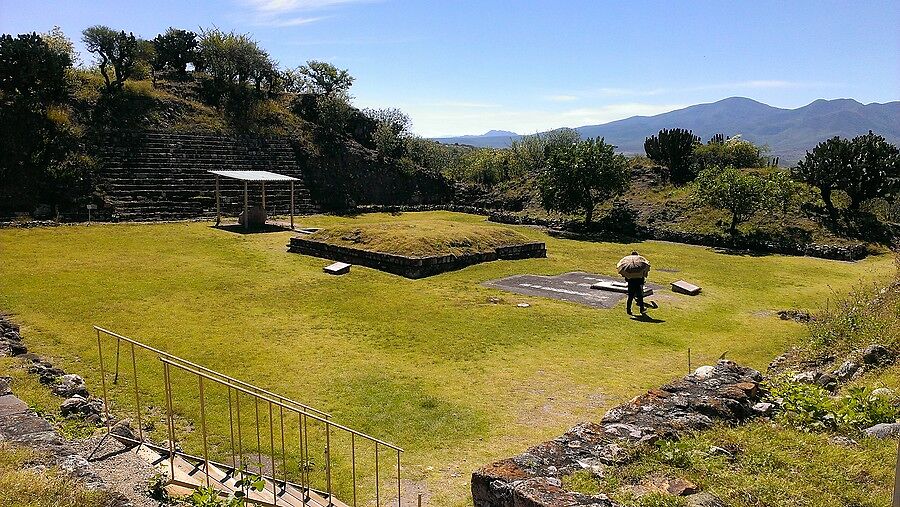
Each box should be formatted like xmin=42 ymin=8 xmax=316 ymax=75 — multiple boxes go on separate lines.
xmin=2 ymin=0 xmax=898 ymax=137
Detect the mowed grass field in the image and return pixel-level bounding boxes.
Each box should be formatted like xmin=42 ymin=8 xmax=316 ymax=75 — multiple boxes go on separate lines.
xmin=0 ymin=211 xmax=892 ymax=506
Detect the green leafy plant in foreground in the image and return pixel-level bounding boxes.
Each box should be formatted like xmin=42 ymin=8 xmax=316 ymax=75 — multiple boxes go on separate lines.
xmin=766 ymin=373 xmax=900 ymax=433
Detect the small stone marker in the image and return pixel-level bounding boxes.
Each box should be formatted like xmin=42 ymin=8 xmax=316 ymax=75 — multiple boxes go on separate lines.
xmin=671 ymin=280 xmax=702 ymax=296
xmin=324 ymin=262 xmax=351 ymax=275
xmin=516 ymin=303 xmax=530 ymax=308
xmin=590 ymin=281 xmax=653 ymax=296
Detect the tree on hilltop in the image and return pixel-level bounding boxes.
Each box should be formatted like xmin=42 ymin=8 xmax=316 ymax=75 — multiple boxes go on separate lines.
xmin=539 ymin=137 xmax=630 ymax=225
xmin=695 ymin=166 xmax=769 ymax=233
xmin=844 ymin=131 xmax=900 ymax=211
xmin=82 ymin=26 xmax=138 ymax=91
xmin=152 ymin=28 xmax=198 ymax=77
xmin=644 ymin=128 xmax=701 ymax=184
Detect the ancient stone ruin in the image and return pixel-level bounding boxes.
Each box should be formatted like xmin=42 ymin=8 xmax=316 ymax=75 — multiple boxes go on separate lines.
xmin=472 ymin=360 xmax=765 ymax=506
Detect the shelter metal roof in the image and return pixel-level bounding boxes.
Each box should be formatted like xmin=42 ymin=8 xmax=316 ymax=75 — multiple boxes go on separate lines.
xmin=208 ymin=170 xmax=299 ymax=182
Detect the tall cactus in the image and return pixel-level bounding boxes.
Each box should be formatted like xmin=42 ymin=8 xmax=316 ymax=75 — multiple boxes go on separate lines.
xmin=644 ymin=128 xmax=701 ymax=184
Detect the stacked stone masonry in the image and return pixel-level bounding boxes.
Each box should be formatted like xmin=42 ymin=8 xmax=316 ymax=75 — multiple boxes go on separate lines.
xmin=289 ymin=236 xmax=547 ymax=278
xmin=472 ymin=360 xmax=763 ymax=507
xmin=99 ymin=131 xmax=317 ymax=221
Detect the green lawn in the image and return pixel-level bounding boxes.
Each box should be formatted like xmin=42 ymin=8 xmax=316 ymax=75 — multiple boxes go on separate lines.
xmin=0 ymin=211 xmax=892 ymax=506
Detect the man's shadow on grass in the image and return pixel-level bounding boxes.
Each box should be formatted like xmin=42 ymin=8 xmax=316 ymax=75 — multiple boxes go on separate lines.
xmin=630 ymin=313 xmax=666 ymax=324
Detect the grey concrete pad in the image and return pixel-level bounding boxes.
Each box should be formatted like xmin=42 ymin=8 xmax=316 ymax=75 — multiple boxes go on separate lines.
xmin=484 ymin=272 xmax=662 ymax=309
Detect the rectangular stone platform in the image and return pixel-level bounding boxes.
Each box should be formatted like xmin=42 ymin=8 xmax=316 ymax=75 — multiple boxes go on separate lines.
xmin=324 ymin=262 xmax=351 ymax=275
xmin=671 ymin=280 xmax=702 ymax=295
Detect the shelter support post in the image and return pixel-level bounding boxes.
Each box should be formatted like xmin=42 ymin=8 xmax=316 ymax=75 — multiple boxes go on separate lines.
xmin=215 ymin=175 xmax=221 ymax=226
xmin=290 ymin=181 xmax=295 ymax=230
xmin=262 ymin=182 xmax=266 ymax=212
xmin=243 ymin=181 xmax=248 ymax=231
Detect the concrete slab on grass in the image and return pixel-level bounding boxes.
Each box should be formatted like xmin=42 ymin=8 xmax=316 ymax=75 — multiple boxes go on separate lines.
xmin=591 ymin=280 xmax=653 ymax=296
xmin=671 ymin=280 xmax=702 ymax=295
xmin=484 ymin=272 xmax=661 ymax=309
xmin=324 ymin=262 xmax=351 ymax=275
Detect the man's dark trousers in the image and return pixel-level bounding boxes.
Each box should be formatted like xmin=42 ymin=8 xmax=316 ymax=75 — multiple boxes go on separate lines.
xmin=626 ymin=277 xmax=645 ymax=314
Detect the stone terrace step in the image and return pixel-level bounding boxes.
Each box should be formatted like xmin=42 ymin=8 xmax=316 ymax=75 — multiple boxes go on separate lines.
xmin=99 ymin=131 xmax=319 ymax=221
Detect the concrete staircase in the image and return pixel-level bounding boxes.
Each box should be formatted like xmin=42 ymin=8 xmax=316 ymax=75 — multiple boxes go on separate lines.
xmin=99 ymin=132 xmax=317 ymax=221
xmin=135 ymin=444 xmax=348 ymax=507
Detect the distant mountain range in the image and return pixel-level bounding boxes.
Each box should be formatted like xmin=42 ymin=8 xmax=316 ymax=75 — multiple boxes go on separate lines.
xmin=432 ymin=97 xmax=900 ymax=164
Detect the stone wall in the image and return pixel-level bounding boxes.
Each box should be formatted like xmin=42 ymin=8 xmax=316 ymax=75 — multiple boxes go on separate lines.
xmin=472 ymin=360 xmax=764 ymax=507
xmin=288 ymin=237 xmax=546 ymax=278
xmin=488 ymin=211 xmax=868 ymax=261
xmin=99 ymin=131 xmax=317 ymax=221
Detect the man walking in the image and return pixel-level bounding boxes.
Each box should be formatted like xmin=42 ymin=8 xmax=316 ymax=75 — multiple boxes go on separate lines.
xmin=617 ymin=251 xmax=652 ymax=316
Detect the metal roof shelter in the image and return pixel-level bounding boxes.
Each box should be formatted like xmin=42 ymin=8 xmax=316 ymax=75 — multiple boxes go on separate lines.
xmin=208 ymin=170 xmax=300 ymax=230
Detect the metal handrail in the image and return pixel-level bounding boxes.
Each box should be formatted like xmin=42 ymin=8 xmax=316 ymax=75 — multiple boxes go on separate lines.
xmin=95 ymin=326 xmax=331 ymax=419
xmin=93 ymin=325 xmax=404 ymax=506
xmin=159 ymin=357 xmax=403 ymax=452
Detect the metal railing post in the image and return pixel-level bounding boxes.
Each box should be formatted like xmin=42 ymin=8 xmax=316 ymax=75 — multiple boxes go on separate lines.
xmin=269 ymin=401 xmax=277 ymax=505
xmin=326 ymin=421 xmax=333 ymax=506
xmin=279 ymin=406 xmax=286 ymax=490
xmin=113 ymin=337 xmax=121 ymax=384
xmin=254 ymin=397 xmax=262 ymax=475
xmin=130 ymin=342 xmax=143 ymax=441
xmin=228 ymin=387 xmax=236 ymax=470
xmin=397 ymin=450 xmax=402 ymax=507
xmin=375 ymin=442 xmax=380 ymax=507
xmin=351 ymin=433 xmax=357 ymax=507
xmin=163 ymin=362 xmax=175 ymax=480
xmin=236 ymin=391 xmax=243 ymax=469
xmin=199 ymin=376 xmax=210 ymax=487
xmin=96 ymin=329 xmax=111 ymax=432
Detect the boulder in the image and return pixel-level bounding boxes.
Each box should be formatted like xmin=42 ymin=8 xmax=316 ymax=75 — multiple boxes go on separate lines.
xmin=833 ymin=361 xmax=859 ymax=382
xmin=51 ymin=374 xmax=88 ymax=398
xmin=751 ymin=402 xmax=774 ymax=416
xmin=792 ymin=371 xmax=819 ymax=384
xmin=863 ymin=423 xmax=900 ymax=439
xmin=862 ymin=344 xmax=893 ymax=365
xmin=60 ymin=395 xmax=104 ymax=420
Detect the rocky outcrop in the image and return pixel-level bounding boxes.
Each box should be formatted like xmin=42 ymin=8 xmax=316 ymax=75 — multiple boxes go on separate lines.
xmin=472 ymin=360 xmax=763 ymax=507
xmin=1 ymin=315 xmax=106 ymax=424
xmin=0 ymin=316 xmax=27 ymax=357
xmin=768 ymin=342 xmax=896 ymax=393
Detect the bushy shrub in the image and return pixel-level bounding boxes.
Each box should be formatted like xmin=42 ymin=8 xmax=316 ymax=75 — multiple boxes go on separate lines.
xmin=694 ymin=135 xmax=766 ymax=170
xmin=807 ymin=273 xmax=900 ymax=356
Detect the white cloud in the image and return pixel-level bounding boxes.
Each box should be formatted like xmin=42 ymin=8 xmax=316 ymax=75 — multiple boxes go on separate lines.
xmin=238 ymin=0 xmax=372 ymax=26
xmin=544 ymin=94 xmax=579 ymax=102
xmin=262 ymin=15 xmax=329 ymax=27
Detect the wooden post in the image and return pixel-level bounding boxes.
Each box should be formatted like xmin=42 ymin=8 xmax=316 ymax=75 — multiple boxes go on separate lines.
xmin=290 ymin=181 xmax=295 ymax=230
xmin=215 ymin=174 xmax=221 ymax=226
xmin=243 ymin=181 xmax=248 ymax=231
xmin=261 ymin=182 xmax=266 ymax=211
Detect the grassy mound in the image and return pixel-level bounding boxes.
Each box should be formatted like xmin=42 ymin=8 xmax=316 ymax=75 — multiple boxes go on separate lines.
xmin=306 ymin=219 xmax=534 ymax=257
